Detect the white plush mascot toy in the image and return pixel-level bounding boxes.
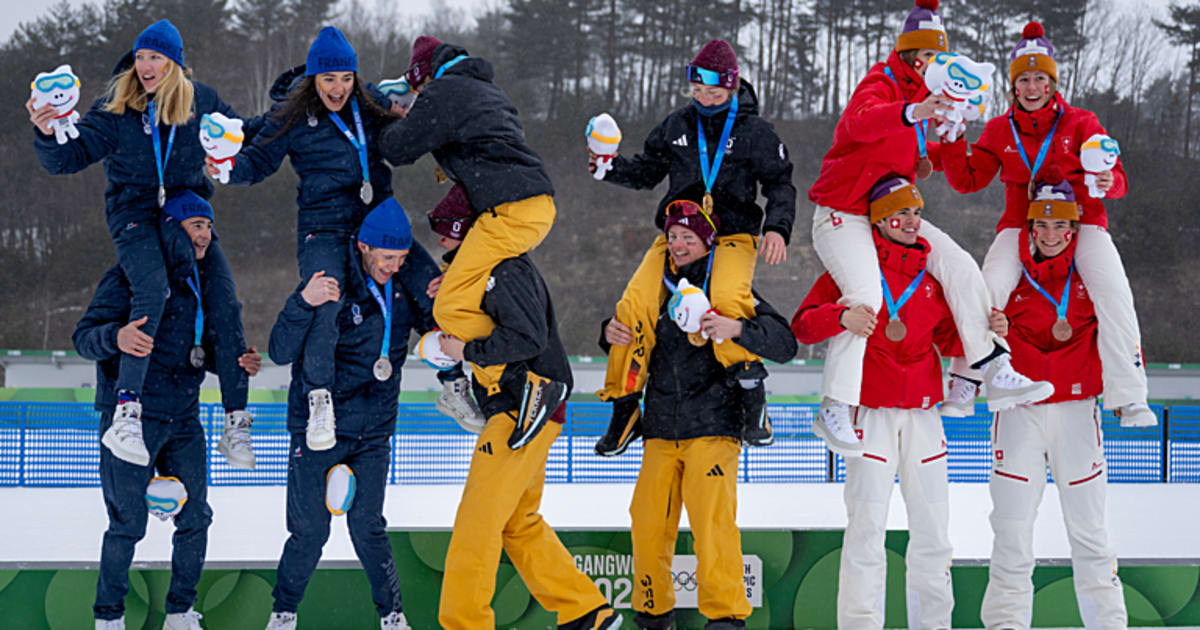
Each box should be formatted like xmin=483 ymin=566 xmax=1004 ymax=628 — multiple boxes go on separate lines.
xmin=377 ymin=76 xmax=417 ymax=111
xmin=668 ymin=278 xmax=723 ymax=343
xmin=586 ymin=113 xmax=621 ymax=181
xmin=923 ymin=52 xmax=995 ymax=142
xmin=30 ymin=64 xmax=81 ymax=145
xmin=418 ymin=329 xmax=459 ymax=370
xmin=199 ymin=113 xmax=243 ymax=184
xmin=1079 ymin=133 xmax=1120 ymax=198
xmin=145 ymin=476 xmax=188 ymax=521
xmin=325 ymin=464 xmax=356 ymax=515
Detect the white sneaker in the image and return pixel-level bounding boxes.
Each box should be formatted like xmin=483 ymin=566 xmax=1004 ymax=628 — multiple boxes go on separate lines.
xmin=1117 ymin=402 xmax=1157 ymax=427
xmin=983 ymin=354 xmax=1054 ymax=412
xmin=102 ymin=401 xmax=150 ymax=466
xmin=164 ymin=608 xmax=203 ymax=630
xmin=811 ymin=399 xmax=863 ymax=456
xmin=265 ymin=611 xmax=297 ymax=630
xmin=436 ymin=377 xmax=487 ymax=433
xmin=306 ymin=388 xmax=336 ymax=451
xmin=381 ymin=611 xmax=411 ymax=630
xmin=941 ymin=376 xmax=978 ymax=418
xmin=96 ymin=618 xmax=125 ymax=630
xmin=217 ymin=410 xmax=256 ymax=470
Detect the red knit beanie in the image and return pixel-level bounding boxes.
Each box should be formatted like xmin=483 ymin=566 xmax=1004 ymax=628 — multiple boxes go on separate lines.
xmin=406 ymin=35 xmax=443 ymax=85
xmin=428 ymin=185 xmax=475 ymax=240
xmin=689 ymin=39 xmax=739 ymax=89
xmin=663 ymin=199 xmax=720 ymax=249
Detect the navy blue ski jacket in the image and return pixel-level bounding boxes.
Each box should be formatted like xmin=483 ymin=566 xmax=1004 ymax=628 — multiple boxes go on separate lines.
xmin=377 ymin=44 xmax=554 ymax=214
xmin=269 ymin=240 xmax=442 ymax=437
xmin=73 ymin=232 xmax=250 ymax=418
xmin=228 ymin=66 xmax=395 ymax=234
xmin=33 ymin=53 xmax=240 ymax=238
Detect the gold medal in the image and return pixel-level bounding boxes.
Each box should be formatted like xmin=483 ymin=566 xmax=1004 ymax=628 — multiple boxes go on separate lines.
xmin=434 ymin=165 xmax=449 ymax=184
xmin=1051 ymin=318 xmax=1073 ymax=342
xmin=885 ymin=319 xmax=907 ymax=342
xmin=702 ymin=192 xmax=713 ymax=215
xmin=916 ymin=157 xmax=933 ymax=180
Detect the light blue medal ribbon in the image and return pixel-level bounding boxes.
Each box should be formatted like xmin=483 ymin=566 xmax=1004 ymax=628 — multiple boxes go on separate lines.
xmin=328 ymin=97 xmax=373 ymax=204
xmin=883 ymin=66 xmax=931 ymax=167
xmin=434 ymin=55 xmax=468 ymax=79
xmin=147 ymin=100 xmax=177 ymax=208
xmin=696 ymin=94 xmax=739 ymax=213
xmin=185 ymin=266 xmax=205 ymax=367
xmin=1007 ymin=108 xmax=1063 ymax=182
xmin=879 ymin=268 xmax=926 ymax=341
xmin=366 ymin=277 xmax=394 ymax=380
xmin=1021 ymin=261 xmax=1075 ymax=341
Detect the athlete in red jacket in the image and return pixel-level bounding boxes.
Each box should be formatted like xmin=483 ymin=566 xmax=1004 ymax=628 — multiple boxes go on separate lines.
xmin=793 ymin=176 xmax=972 ymax=629
xmin=940 ymin=21 xmax=1153 ymax=426
xmin=982 ymin=167 xmax=1129 ymax=630
xmin=806 ymin=0 xmax=1049 ymax=455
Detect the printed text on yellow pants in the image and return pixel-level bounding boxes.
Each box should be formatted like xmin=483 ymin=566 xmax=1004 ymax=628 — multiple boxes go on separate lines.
xmin=439 ymin=413 xmax=607 ymax=629
xmin=599 ymin=233 xmax=761 ymax=400
xmin=433 ymin=194 xmax=556 ymax=393
xmin=630 ymin=436 xmax=751 ymax=621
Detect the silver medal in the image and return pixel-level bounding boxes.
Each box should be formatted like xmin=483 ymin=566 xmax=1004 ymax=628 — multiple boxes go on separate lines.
xmin=373 ymin=357 xmax=392 ymax=381
xmin=158 ymin=185 xmax=166 ymax=208
xmin=360 ymin=181 xmax=373 ymax=205
xmin=189 ymin=346 xmax=205 ymax=368
xmin=307 ymin=113 xmax=319 ymax=127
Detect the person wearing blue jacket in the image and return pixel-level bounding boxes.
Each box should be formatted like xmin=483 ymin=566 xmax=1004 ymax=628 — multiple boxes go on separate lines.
xmin=263 ymin=199 xmax=438 ymax=630
xmin=74 ymin=191 xmax=260 ymax=630
xmin=29 ymin=19 xmax=245 ymax=469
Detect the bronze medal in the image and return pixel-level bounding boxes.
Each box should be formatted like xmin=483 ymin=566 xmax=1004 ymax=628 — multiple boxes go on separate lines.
xmin=885 ymin=319 xmax=907 ymax=342
xmin=434 ymin=166 xmax=449 ymax=184
xmin=189 ymin=346 xmax=205 ymax=368
xmin=373 ymin=357 xmax=393 ymax=381
xmin=702 ymin=192 xmax=714 ymax=215
xmin=916 ymin=157 xmax=933 ymax=180
xmin=1052 ymin=318 xmax=1073 ymax=342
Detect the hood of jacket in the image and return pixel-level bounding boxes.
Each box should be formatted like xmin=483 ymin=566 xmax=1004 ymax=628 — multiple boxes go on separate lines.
xmin=430 ymin=43 xmax=493 ymax=83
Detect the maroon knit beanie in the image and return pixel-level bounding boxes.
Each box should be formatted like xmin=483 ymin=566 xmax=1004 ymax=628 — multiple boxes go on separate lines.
xmin=428 ymin=185 xmax=475 ymax=240
xmin=406 ymin=35 xmax=443 ymax=86
xmin=663 ymin=199 xmax=719 ymax=249
xmin=689 ymin=39 xmax=739 ymax=89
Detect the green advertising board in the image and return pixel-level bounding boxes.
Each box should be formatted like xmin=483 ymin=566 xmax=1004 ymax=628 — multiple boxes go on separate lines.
xmin=2 ymin=529 xmax=1197 ymax=628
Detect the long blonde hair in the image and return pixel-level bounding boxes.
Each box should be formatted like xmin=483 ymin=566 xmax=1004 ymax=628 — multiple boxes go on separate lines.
xmin=104 ymin=59 xmax=194 ymax=126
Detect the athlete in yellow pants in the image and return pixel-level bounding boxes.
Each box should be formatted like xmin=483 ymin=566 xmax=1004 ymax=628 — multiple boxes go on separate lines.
xmin=598 ymin=212 xmax=797 ymax=629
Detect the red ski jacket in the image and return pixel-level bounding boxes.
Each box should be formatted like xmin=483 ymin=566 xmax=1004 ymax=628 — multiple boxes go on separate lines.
xmin=940 ymin=93 xmax=1128 ymax=232
xmin=792 ymin=230 xmax=961 ymax=409
xmin=1004 ymin=232 xmax=1102 ymax=404
xmin=808 ymin=52 xmax=949 ymax=215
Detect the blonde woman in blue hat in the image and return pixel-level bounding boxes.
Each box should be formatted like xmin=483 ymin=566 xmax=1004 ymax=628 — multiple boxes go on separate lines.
xmin=28 ymin=19 xmax=246 ymax=474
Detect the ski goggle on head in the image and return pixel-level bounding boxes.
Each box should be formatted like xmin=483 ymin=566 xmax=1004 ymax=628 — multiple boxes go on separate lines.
xmin=685 ymin=64 xmax=736 ymax=87
xmin=32 ymin=73 xmax=79 ymax=93
xmin=200 ymin=115 xmax=243 ymax=142
xmin=665 ymin=199 xmax=717 ymax=233
xmin=378 ymin=77 xmax=412 ymax=96
xmin=946 ymin=61 xmax=985 ymax=91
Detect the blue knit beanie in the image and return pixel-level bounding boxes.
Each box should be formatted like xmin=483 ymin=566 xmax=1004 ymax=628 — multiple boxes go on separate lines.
xmin=163 ymin=191 xmax=214 ymax=223
xmin=306 ymin=26 xmax=358 ymax=75
xmin=358 ymin=198 xmax=412 ymax=250
xmin=134 ymin=19 xmax=185 ymax=68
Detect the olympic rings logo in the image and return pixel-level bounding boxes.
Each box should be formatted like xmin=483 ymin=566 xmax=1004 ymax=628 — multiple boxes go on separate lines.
xmin=672 ymin=570 xmax=698 ymax=592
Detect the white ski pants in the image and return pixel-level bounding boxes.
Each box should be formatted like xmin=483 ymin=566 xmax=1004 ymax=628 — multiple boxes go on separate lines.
xmin=982 ymin=398 xmax=1127 ymax=630
xmin=839 ymin=406 xmax=953 ymax=630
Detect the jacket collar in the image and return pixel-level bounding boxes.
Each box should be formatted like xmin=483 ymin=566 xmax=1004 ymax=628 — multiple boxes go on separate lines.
xmin=1019 ymin=225 xmax=1078 ymax=282
xmin=884 ymin=51 xmax=929 ymax=102
xmin=873 ymin=228 xmax=929 ymax=277
xmin=1011 ymin=92 xmax=1067 ymax=136
xmin=665 ymin=252 xmax=712 ymax=289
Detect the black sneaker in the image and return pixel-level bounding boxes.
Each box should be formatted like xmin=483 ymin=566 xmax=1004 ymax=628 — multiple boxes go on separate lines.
xmin=704 ymin=618 xmax=745 ymax=630
xmin=595 ymin=393 xmax=642 ymax=457
xmin=634 ymin=610 xmax=674 ymax=629
xmin=509 ymin=371 xmax=568 ymax=450
xmin=560 ymin=605 xmax=622 ymax=630
xmin=738 ymin=381 xmax=773 ymax=447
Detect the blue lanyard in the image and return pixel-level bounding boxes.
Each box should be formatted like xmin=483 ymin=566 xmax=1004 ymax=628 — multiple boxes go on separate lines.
xmin=662 ymin=248 xmax=715 ymax=294
xmin=184 ymin=266 xmax=204 ymax=347
xmin=434 ymin=55 xmax=468 ymax=79
xmin=1007 ymin=108 xmax=1062 ymax=181
xmin=880 ymin=268 xmax=927 ymax=320
xmin=696 ymin=94 xmax=739 ymax=196
xmin=327 ymin=98 xmax=370 ymax=188
xmin=147 ymin=101 xmax=177 ymax=192
xmin=366 ymin=277 xmax=393 ymax=360
xmin=882 ymin=66 xmax=929 ymax=159
xmin=1021 ymin=262 xmax=1073 ymax=321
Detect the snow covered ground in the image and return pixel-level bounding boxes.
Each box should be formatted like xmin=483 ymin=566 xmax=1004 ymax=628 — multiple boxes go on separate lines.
xmin=2 ymin=483 xmax=1197 ymax=567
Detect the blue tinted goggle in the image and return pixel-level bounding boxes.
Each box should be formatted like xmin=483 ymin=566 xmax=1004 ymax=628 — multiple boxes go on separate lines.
xmin=685 ymin=65 xmax=734 ymax=86
xmin=379 ymin=78 xmax=412 ymax=96
xmin=33 ymin=73 xmax=76 ymax=92
xmin=1101 ymin=139 xmax=1120 ymax=155
xmin=200 ymin=116 xmax=224 ymax=137
xmin=947 ymin=63 xmax=983 ymax=90
xmin=146 ymin=496 xmax=180 ymax=512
